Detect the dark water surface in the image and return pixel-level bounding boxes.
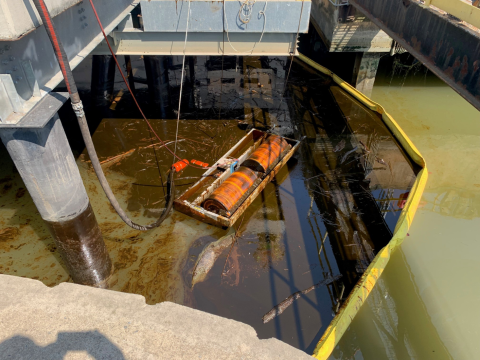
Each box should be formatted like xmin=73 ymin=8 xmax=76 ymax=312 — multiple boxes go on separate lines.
xmin=0 ymin=55 xmax=416 ymax=352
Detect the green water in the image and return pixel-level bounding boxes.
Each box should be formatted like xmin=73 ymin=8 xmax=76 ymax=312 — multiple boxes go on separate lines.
xmin=329 ymin=65 xmax=480 ymax=359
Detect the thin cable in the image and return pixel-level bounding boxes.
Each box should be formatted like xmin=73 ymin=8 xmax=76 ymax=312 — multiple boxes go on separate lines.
xmin=174 ymin=0 xmax=191 ymax=162
xmin=284 ymin=0 xmax=305 ymax=93
xmin=223 ymin=0 xmax=268 ymax=54
xmin=87 ymin=0 xmax=209 ymax=170
xmin=33 ymin=0 xmax=176 ymax=231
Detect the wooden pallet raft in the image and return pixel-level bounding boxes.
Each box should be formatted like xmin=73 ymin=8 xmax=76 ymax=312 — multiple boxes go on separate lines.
xmin=173 ymin=129 xmax=303 ymax=228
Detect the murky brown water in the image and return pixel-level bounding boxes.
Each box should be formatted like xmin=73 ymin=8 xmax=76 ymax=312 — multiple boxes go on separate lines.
xmin=0 ymin=55 xmax=417 ymax=352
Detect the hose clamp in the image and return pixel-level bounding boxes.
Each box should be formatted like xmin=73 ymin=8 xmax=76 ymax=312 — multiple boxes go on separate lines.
xmin=72 ymin=101 xmax=85 ymax=118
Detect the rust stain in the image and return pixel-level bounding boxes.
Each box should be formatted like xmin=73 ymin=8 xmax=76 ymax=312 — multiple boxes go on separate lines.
xmin=430 ymin=42 xmax=437 ymax=58
xmin=460 ymin=56 xmax=469 ymax=79
xmin=114 ymin=246 xmax=139 ymax=269
xmin=0 ymin=183 xmax=12 ymax=195
xmin=0 ymin=176 xmax=12 ymax=185
xmin=0 ymin=227 xmax=20 ymax=248
xmin=15 ymin=187 xmax=26 ymax=199
xmin=410 ymin=36 xmax=422 ymax=52
xmin=444 ymin=47 xmax=455 ymax=68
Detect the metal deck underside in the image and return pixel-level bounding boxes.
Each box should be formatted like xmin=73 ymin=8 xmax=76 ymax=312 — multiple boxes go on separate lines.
xmin=0 ymin=0 xmax=138 ymax=124
xmin=93 ymin=0 xmax=311 ymax=56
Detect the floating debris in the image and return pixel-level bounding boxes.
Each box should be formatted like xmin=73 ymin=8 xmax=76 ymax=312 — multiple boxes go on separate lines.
xmin=375 ymin=157 xmax=387 ymax=166
xmin=191 ymin=227 xmax=240 ymax=287
xmin=333 ymin=139 xmax=346 ymax=153
xmin=340 ymin=146 xmax=358 ymax=164
xmin=262 ymin=274 xmax=342 ymax=323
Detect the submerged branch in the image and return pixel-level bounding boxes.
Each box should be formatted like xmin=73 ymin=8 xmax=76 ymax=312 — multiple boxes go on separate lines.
xmin=262 ymin=274 xmax=342 ymax=323
xmin=191 ymin=230 xmax=236 ymax=287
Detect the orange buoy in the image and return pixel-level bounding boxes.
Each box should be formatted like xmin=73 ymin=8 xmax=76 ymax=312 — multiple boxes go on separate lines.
xmin=242 ymin=135 xmax=289 ymax=173
xmin=172 ymin=159 xmax=189 ymax=172
xmin=203 ymin=166 xmax=257 ymax=214
xmin=191 ymin=159 xmax=209 ymax=168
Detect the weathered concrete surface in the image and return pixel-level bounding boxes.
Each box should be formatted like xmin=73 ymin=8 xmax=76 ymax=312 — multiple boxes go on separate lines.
xmin=310 ymin=0 xmax=392 ymax=52
xmin=353 ymin=52 xmax=382 ymax=98
xmin=0 ymin=274 xmax=312 ymax=359
xmin=349 ymin=0 xmax=480 ymax=111
xmin=0 ymin=0 xmax=81 ymax=40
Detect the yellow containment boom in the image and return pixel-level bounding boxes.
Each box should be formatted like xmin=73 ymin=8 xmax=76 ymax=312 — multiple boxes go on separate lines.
xmin=296 ymin=53 xmax=429 ymax=360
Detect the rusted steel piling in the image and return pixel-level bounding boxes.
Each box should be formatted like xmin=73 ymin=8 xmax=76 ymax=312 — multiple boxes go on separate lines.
xmin=91 ymin=55 xmax=116 ymax=109
xmin=143 ymin=55 xmax=171 ymax=118
xmin=0 ymin=114 xmax=112 ymax=287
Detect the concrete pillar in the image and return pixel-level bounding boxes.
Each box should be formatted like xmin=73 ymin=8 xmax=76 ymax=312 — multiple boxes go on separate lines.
xmin=91 ymin=55 xmax=116 ymax=109
xmin=143 ymin=55 xmax=171 ymax=118
xmin=352 ymin=52 xmax=382 ymax=98
xmin=0 ymin=114 xmax=112 ymax=287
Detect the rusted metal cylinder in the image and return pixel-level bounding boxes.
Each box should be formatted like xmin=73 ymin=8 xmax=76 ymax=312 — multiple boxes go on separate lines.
xmin=242 ymin=135 xmax=289 ymax=173
xmin=0 ymin=114 xmax=112 ymax=288
xmin=44 ymin=203 xmax=112 ymax=287
xmin=203 ymin=166 xmax=257 ymax=213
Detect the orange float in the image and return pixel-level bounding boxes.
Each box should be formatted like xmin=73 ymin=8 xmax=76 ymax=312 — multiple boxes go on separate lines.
xmin=171 ymin=159 xmax=189 ymax=172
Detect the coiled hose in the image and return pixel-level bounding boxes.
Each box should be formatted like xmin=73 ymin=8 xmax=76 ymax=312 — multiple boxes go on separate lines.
xmin=32 ymin=0 xmax=175 ymax=231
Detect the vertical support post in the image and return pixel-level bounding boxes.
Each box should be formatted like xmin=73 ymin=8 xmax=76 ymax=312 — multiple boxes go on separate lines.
xmin=352 ymin=52 xmax=382 ymax=98
xmin=124 ymin=55 xmax=136 ymax=96
xmin=188 ymin=56 xmax=196 ymax=109
xmin=143 ymin=55 xmax=171 ymax=118
xmin=91 ymin=55 xmax=116 ymax=108
xmin=0 ymin=114 xmax=112 ymax=287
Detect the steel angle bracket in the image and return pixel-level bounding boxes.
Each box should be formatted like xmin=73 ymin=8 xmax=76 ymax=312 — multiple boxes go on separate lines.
xmin=0 ymin=92 xmax=69 ymax=129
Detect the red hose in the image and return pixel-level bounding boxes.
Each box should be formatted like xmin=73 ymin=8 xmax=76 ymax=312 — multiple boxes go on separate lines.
xmin=32 ymin=0 xmax=177 ymax=231
xmin=87 ymin=0 xmax=211 ymax=170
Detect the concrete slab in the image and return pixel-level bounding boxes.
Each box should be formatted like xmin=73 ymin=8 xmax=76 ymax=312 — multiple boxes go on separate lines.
xmin=0 ymin=274 xmax=312 ymax=359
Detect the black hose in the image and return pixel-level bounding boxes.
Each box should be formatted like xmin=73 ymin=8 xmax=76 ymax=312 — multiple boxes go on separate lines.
xmin=32 ymin=0 xmax=175 ymax=231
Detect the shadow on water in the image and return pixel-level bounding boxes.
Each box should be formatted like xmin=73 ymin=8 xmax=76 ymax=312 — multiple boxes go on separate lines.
xmin=0 ymin=54 xmax=417 ymax=352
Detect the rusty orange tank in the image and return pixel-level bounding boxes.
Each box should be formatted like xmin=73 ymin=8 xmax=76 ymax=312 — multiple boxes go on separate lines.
xmin=242 ymin=135 xmax=289 ymax=173
xmin=203 ymin=166 xmax=257 ymax=214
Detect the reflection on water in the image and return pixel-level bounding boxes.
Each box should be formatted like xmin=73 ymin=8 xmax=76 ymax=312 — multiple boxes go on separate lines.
xmin=0 ymin=55 xmax=417 ymax=352
xmin=329 ymin=55 xmax=480 ymax=360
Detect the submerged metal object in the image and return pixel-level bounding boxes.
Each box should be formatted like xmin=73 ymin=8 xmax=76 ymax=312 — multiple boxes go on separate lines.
xmin=243 ymin=135 xmax=290 ymax=173
xmin=203 ymin=166 xmax=258 ymax=214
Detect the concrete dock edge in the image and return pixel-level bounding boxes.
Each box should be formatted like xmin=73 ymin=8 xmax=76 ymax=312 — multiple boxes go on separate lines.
xmin=0 ymin=274 xmax=312 ymax=359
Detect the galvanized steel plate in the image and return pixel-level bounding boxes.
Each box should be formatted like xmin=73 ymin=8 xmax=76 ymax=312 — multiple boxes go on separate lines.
xmin=140 ymin=0 xmax=311 ymax=33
